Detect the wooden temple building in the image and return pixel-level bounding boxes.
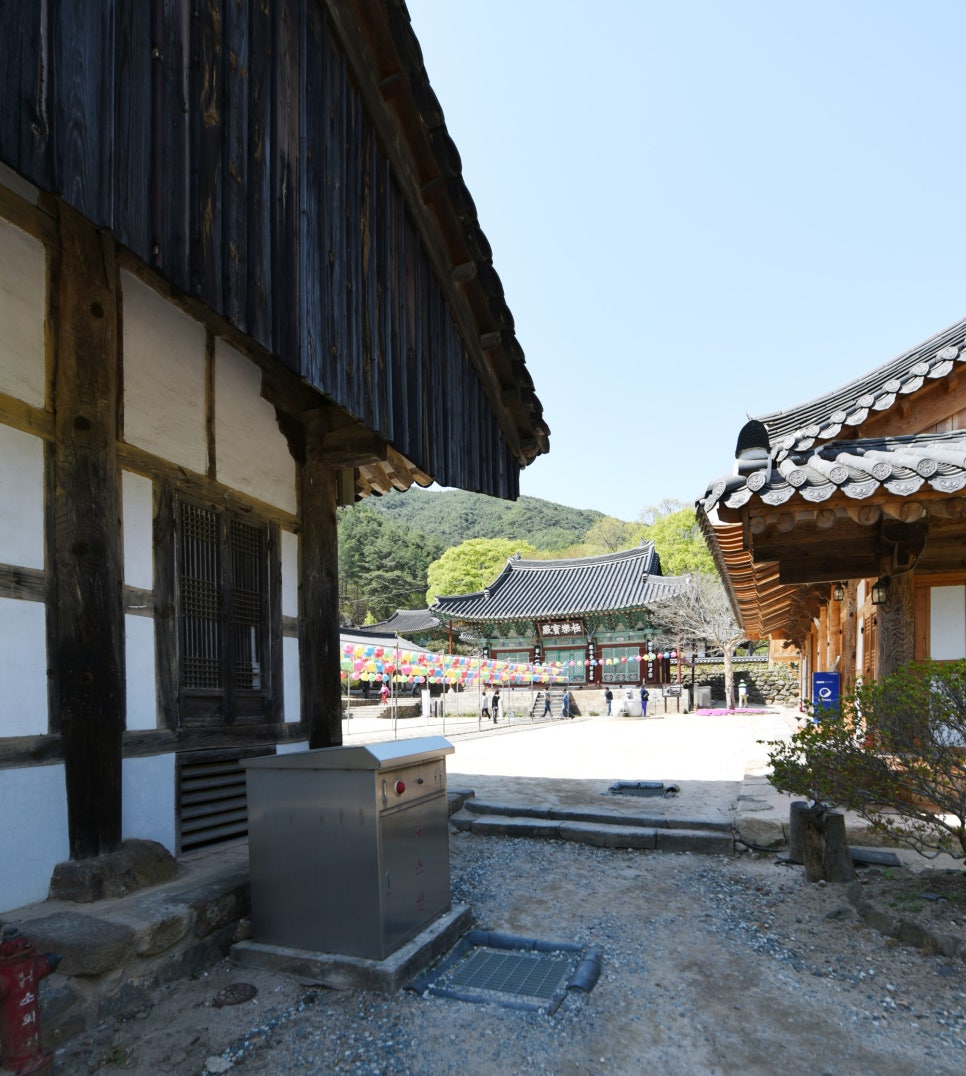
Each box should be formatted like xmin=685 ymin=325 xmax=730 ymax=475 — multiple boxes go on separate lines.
xmin=0 ymin=0 xmax=549 ymax=909
xmin=699 ymin=316 xmax=966 ymax=706
xmin=430 ymin=545 xmax=687 ymax=686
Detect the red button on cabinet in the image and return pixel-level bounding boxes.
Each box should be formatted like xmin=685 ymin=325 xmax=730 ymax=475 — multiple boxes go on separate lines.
xmin=394 ymin=779 xmax=406 ymax=796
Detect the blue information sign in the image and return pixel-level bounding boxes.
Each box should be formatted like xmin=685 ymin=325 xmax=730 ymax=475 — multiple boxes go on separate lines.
xmin=811 ymin=671 xmax=840 ymax=718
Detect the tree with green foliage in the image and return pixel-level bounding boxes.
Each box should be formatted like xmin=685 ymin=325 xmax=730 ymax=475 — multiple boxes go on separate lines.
xmin=764 ymin=660 xmax=966 ymax=861
xmin=368 ymin=487 xmax=604 ymax=552
xmin=337 ymin=504 xmax=442 ymax=624
xmin=640 ymin=505 xmax=715 ymax=576
xmin=425 ymin=537 xmax=539 ymax=604
xmin=582 ymin=515 xmax=646 ymax=553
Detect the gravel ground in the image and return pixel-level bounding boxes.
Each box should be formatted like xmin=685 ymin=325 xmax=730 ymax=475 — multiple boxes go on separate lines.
xmin=52 ymin=830 xmax=966 ymax=1076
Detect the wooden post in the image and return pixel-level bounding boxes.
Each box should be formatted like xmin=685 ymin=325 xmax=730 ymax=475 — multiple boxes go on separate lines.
xmin=788 ymin=800 xmax=809 ymax=864
xmin=875 ymin=570 xmax=915 ymax=679
xmin=52 ymin=202 xmax=124 ymax=860
xmin=300 ymin=408 xmax=343 ymax=748
xmin=840 ymin=580 xmax=858 ymax=695
xmin=801 ymin=806 xmax=856 ymax=884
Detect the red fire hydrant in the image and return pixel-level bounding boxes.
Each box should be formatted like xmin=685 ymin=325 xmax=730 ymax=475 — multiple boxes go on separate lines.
xmin=0 ymin=926 xmax=61 ymax=1075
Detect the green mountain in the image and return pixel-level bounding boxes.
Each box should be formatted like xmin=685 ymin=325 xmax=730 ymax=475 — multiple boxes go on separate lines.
xmin=365 ymin=486 xmax=606 ymax=552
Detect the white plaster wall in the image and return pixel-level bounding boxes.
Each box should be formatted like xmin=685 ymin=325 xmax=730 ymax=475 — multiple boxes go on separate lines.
xmin=122 ymin=272 xmax=207 ymax=475
xmin=0 ymin=765 xmax=69 ymax=910
xmin=0 ymin=218 xmax=46 ymax=408
xmin=0 ymin=596 xmax=48 ymax=736
xmin=283 ymin=635 xmax=300 ymax=723
xmin=0 ymin=425 xmax=44 ymax=569
xmin=215 ymin=340 xmax=296 ymax=514
xmin=930 ymin=585 xmax=966 ymax=661
xmin=281 ymin=529 xmax=299 ymax=617
xmin=123 ymin=754 xmax=176 ymax=852
xmin=276 ymin=740 xmax=309 ymax=755
xmin=125 ymin=613 xmax=157 ymax=731
xmin=122 ymin=470 xmax=153 ymax=589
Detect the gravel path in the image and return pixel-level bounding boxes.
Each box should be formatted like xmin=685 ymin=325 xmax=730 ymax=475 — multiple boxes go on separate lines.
xmin=54 ymin=831 xmax=965 ymax=1075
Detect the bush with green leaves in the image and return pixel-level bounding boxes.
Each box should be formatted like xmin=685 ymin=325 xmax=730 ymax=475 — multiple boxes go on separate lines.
xmin=764 ymin=660 xmax=966 ymax=861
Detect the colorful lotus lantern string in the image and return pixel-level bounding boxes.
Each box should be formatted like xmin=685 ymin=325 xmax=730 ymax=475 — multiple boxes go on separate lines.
xmin=339 ymin=641 xmax=568 ymax=686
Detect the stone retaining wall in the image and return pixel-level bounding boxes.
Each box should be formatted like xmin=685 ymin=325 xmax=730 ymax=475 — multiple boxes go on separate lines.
xmin=695 ymin=663 xmax=799 ymax=706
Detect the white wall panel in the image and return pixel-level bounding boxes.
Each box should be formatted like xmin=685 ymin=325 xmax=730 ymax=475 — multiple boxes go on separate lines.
xmin=930 ymin=585 xmax=966 ymax=661
xmin=281 ymin=529 xmax=299 ymax=617
xmin=0 ymin=765 xmax=69 ymax=910
xmin=122 ymin=272 xmax=207 ymax=474
xmin=122 ymin=470 xmax=153 ymax=589
xmin=0 ymin=425 xmax=44 ymax=569
xmin=215 ymin=340 xmax=296 ymax=513
xmin=283 ymin=635 xmax=300 ymax=723
xmin=276 ymin=741 xmax=309 ymax=755
xmin=123 ymin=754 xmax=176 ymax=852
xmin=0 ymin=597 xmax=48 ymax=735
xmin=0 ymin=218 xmax=45 ymax=408
xmin=125 ymin=613 xmax=157 ymax=730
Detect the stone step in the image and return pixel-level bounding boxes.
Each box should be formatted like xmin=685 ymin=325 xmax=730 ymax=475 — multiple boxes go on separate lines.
xmin=460 ymin=798 xmax=732 ymax=832
xmin=450 ymin=807 xmax=734 ymax=856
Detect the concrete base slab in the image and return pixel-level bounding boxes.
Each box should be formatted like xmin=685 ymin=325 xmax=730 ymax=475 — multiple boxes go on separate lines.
xmin=230 ymin=903 xmax=473 ymax=992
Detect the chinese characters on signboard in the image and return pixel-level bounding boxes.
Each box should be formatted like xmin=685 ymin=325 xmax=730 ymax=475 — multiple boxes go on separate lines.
xmin=539 ymin=620 xmax=584 ymax=638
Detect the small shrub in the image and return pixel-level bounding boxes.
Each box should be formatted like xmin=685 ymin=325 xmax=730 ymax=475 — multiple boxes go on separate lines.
xmin=763 ymin=660 xmax=966 ymax=861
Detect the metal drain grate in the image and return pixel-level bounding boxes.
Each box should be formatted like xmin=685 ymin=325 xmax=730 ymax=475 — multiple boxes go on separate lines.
xmin=409 ymin=931 xmax=602 ymax=1013
xmin=449 ymin=948 xmax=574 ymax=1003
xmin=607 ymin=780 xmax=678 ymax=798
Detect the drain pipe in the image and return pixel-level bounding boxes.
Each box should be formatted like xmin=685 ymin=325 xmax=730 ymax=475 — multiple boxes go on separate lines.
xmin=568 ymin=948 xmax=604 ymax=993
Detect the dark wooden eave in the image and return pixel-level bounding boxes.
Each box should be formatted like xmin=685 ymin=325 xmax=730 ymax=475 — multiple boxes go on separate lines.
xmin=324 ymin=0 xmax=550 ymax=470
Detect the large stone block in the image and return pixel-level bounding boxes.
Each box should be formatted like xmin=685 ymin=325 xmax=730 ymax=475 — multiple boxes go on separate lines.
xmin=18 ymin=912 xmax=137 ymax=976
xmin=48 ymin=840 xmax=177 ymax=903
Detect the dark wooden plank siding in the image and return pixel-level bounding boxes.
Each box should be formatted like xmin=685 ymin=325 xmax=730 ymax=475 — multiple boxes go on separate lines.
xmin=223 ymin=0 xmax=250 ymax=332
xmin=0 ymin=0 xmax=48 ymax=181
xmin=193 ymin=0 xmax=225 ymax=309
xmin=271 ymin=0 xmax=301 ymax=372
xmin=52 ymin=1 xmax=115 ymax=226
xmin=247 ymin=0 xmax=273 ymax=343
xmin=301 ymin=0 xmax=325 ymax=388
xmin=158 ymin=0 xmax=192 ymax=289
xmin=1 ymin=0 xmax=523 ymax=498
xmin=114 ymin=3 xmax=153 ymax=256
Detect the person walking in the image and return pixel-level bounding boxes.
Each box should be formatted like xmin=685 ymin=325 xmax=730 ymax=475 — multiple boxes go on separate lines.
xmin=639 ymin=683 xmax=649 ymax=716
xmin=562 ymin=690 xmax=571 ymax=719
xmin=481 ymin=691 xmax=491 ymax=721
xmin=542 ymin=692 xmax=552 ymax=718
xmin=492 ymin=688 xmax=501 ymax=723
xmin=380 ymin=681 xmax=389 ymax=706
xmin=604 ymin=686 xmax=613 ymax=716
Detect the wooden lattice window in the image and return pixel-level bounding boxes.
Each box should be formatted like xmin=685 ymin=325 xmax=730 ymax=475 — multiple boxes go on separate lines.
xmin=230 ymin=519 xmax=264 ymax=691
xmin=177 ymin=500 xmax=269 ymax=725
xmin=180 ymin=504 xmax=223 ymax=690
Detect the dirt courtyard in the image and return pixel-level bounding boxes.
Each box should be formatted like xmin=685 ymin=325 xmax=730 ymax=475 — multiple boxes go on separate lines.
xmin=51 ymin=832 xmax=965 ymax=1075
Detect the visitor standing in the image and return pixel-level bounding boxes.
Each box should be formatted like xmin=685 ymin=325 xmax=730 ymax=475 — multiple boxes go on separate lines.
xmin=481 ymin=691 xmax=491 ymax=721
xmin=639 ymin=683 xmax=649 ymax=716
xmin=492 ymin=688 xmax=501 ymax=723
xmin=604 ymin=686 xmax=613 ymax=716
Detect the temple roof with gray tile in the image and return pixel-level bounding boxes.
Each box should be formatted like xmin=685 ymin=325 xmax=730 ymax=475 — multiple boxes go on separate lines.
xmin=430 ymin=544 xmax=686 ymax=623
xmin=365 ymin=610 xmax=442 ymax=636
xmin=703 ymin=428 xmax=966 ymax=515
xmin=340 ymin=627 xmax=429 ymax=653
xmin=756 ymin=317 xmax=966 ymax=457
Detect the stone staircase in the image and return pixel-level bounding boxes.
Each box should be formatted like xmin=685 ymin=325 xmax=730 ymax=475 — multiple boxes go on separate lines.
xmin=450 ymin=797 xmax=734 ymax=855
xmin=529 ymin=688 xmax=566 ymax=719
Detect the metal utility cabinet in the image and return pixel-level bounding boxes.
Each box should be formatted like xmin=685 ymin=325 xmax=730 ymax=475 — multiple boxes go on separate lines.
xmin=244 ymin=737 xmax=454 ymax=960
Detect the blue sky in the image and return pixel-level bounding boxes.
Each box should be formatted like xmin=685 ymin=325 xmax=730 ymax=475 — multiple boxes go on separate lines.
xmin=406 ymin=0 xmax=966 ymax=521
